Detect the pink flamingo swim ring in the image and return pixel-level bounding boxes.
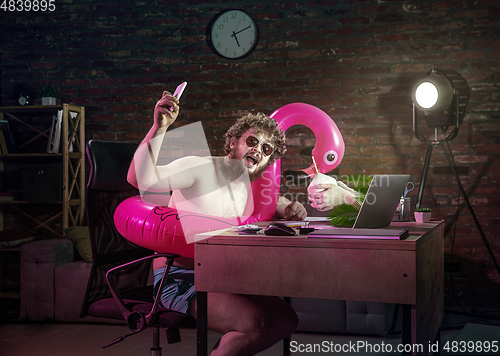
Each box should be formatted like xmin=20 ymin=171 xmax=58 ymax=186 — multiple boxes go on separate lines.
xmin=114 ymin=103 xmax=344 ymax=258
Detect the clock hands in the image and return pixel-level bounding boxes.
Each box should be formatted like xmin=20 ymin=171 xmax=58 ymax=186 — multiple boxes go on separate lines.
xmin=231 ymin=25 xmax=251 ymax=48
xmin=233 ymin=26 xmax=251 ymax=36
xmin=232 ymin=31 xmax=241 ymax=47
xmin=210 ymin=10 xmax=257 ymax=59
xmin=231 ymin=18 xmax=242 ymax=47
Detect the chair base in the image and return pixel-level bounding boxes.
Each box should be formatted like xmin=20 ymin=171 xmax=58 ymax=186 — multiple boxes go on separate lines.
xmin=151 ymin=326 xmax=162 ymax=356
xmin=151 ymin=347 xmax=162 ymax=356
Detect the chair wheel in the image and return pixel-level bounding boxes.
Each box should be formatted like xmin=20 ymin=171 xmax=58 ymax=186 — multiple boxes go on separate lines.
xmin=166 ymin=327 xmax=181 ymax=344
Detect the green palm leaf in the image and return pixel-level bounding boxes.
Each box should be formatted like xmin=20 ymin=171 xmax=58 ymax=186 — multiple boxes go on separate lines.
xmin=327 ymin=202 xmax=360 ymax=228
xmin=327 ymin=175 xmax=372 ymax=227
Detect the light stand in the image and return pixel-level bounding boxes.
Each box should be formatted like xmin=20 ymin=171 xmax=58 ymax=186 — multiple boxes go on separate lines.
xmin=413 ymin=70 xmax=500 ymax=276
xmin=413 ymin=89 xmax=461 ymax=210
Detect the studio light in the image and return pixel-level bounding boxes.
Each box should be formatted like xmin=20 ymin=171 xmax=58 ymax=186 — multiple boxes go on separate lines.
xmin=411 ymin=69 xmax=500 ymax=275
xmin=412 ymin=69 xmax=470 ymax=136
xmin=412 ymin=68 xmax=472 ymax=208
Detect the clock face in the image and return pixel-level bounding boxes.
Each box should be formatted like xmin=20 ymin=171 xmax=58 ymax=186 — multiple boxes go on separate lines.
xmin=208 ymin=10 xmax=259 ymax=60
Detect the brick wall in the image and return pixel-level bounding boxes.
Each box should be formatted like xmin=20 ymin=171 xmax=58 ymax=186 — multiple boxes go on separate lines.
xmin=1 ymin=0 xmax=500 ymax=305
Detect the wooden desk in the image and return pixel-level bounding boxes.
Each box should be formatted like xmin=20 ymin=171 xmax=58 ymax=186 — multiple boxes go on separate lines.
xmin=195 ymin=220 xmax=444 ymax=356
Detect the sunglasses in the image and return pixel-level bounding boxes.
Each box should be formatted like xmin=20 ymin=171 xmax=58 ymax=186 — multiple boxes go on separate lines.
xmin=245 ymin=135 xmax=274 ymax=157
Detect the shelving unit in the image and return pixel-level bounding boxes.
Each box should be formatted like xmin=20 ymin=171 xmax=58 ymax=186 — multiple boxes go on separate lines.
xmin=0 ymin=104 xmax=85 ymax=237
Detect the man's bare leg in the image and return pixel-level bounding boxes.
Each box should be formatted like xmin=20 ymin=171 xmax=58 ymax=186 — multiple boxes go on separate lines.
xmin=191 ymin=292 xmax=298 ymax=356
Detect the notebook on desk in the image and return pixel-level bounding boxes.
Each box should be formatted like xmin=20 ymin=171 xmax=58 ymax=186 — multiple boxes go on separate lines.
xmin=308 ymin=174 xmax=410 ymax=239
xmin=308 ymin=227 xmax=409 ymax=240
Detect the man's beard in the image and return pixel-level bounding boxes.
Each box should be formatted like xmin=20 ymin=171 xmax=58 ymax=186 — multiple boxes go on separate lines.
xmin=248 ymin=164 xmax=269 ymax=182
xmin=227 ymin=151 xmax=270 ymax=182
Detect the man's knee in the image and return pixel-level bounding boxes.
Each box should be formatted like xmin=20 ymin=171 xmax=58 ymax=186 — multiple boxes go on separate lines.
xmin=244 ymin=311 xmax=274 ymax=337
xmin=258 ymin=304 xmax=298 ymax=340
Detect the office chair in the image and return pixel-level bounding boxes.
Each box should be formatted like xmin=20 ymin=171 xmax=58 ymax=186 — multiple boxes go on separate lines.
xmin=80 ymin=139 xmax=195 ymax=355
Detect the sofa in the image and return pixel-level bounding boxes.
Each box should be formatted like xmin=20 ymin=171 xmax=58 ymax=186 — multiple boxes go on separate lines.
xmin=20 ymin=231 xmax=113 ymax=323
xmin=20 ymin=217 xmax=398 ymax=336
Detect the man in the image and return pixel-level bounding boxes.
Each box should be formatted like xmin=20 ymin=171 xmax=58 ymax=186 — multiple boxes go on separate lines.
xmin=127 ymin=90 xmax=306 ymax=356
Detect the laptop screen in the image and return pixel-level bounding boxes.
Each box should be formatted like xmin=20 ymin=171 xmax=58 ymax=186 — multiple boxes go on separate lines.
xmin=352 ymin=174 xmax=410 ymax=229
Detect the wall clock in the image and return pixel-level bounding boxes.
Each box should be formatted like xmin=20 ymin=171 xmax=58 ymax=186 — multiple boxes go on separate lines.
xmin=207 ymin=9 xmax=259 ymax=60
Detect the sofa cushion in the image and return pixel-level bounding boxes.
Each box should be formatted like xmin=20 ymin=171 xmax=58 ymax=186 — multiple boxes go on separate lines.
xmin=55 ymin=261 xmax=91 ymax=322
xmin=64 ymin=226 xmax=92 ymax=263
xmin=346 ymin=301 xmax=397 ymax=336
xmin=291 ymin=297 xmax=347 ymax=334
xmin=54 ymin=261 xmax=120 ymax=323
xmin=21 ymin=239 xmax=74 ymax=321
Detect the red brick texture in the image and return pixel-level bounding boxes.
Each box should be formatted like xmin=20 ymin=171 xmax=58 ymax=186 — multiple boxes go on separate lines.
xmin=1 ymin=0 xmax=499 ymax=304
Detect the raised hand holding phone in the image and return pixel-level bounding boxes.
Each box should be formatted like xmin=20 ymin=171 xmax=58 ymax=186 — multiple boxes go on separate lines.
xmin=153 ymin=82 xmax=187 ymax=129
xmin=170 ymin=81 xmax=187 ymax=111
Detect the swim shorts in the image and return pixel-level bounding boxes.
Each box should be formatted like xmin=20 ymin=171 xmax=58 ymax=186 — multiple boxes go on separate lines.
xmin=153 ymin=266 xmax=196 ymax=315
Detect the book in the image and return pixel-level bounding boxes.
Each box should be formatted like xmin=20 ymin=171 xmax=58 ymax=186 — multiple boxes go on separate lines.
xmin=46 ymin=114 xmax=57 ymax=153
xmin=53 ymin=110 xmax=62 ymax=153
xmin=47 ymin=110 xmax=62 ymax=153
xmin=308 ymin=228 xmax=409 ymax=240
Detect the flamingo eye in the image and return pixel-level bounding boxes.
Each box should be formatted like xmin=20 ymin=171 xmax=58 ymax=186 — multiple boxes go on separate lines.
xmin=323 ymin=150 xmax=339 ymax=165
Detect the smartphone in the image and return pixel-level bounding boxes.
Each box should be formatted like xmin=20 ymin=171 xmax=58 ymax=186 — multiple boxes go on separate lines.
xmin=170 ymin=81 xmax=187 ymax=111
xmin=174 ymin=82 xmax=187 ymax=99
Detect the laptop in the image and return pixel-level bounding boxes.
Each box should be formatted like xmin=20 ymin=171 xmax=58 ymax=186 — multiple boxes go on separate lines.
xmin=308 ymin=174 xmax=410 ymax=237
xmin=352 ymin=174 xmax=410 ymax=229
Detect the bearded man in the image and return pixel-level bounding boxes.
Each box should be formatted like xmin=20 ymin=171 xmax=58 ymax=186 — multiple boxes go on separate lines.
xmin=127 ymin=91 xmax=306 ymax=356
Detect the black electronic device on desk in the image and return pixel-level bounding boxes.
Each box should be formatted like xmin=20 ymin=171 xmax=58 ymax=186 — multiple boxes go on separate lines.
xmin=308 ymin=228 xmax=409 ymax=240
xmin=264 ymin=223 xmax=296 ymax=236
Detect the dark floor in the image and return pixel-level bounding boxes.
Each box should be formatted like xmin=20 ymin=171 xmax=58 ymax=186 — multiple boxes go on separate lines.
xmin=1 ymin=303 xmax=500 ymax=356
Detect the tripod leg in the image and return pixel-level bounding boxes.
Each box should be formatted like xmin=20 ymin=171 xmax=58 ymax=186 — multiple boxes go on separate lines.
xmin=440 ymin=142 xmax=500 ymax=275
xmin=416 ymin=144 xmax=434 ymax=210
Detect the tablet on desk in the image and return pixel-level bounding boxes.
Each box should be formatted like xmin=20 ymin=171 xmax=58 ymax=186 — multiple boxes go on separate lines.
xmin=308 ymin=228 xmax=409 ymax=240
